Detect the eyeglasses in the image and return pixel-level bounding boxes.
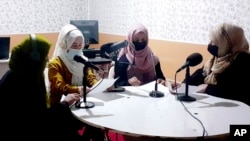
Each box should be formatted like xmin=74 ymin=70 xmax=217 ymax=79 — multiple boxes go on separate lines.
xmin=221 ymin=28 xmax=233 ymax=49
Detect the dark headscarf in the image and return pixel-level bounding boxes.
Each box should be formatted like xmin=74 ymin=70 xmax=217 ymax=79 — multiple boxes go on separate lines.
xmin=0 ymin=34 xmax=51 ymax=118
xmin=6 ymin=35 xmax=51 ymax=111
xmin=9 ymin=34 xmax=51 ymax=76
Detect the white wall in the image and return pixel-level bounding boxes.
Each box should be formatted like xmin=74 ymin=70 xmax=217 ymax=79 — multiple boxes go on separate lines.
xmin=0 ymin=0 xmax=88 ymax=34
xmin=89 ymin=0 xmax=250 ymax=44
xmin=0 ymin=0 xmax=249 ymax=45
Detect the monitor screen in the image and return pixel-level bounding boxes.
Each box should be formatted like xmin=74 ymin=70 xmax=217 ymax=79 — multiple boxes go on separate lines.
xmin=0 ymin=37 xmax=10 ymax=59
xmin=70 ymin=20 xmax=99 ymax=46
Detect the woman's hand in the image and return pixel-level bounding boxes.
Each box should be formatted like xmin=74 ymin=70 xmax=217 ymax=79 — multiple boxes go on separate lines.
xmin=166 ymin=80 xmax=182 ymax=94
xmin=157 ymin=79 xmax=166 ymax=86
xmin=78 ymin=86 xmax=91 ymax=97
xmin=128 ymin=76 xmax=141 ymax=86
xmin=170 ymin=82 xmax=181 ymax=90
xmin=63 ymin=93 xmax=81 ymax=106
xmin=195 ymin=84 xmax=208 ymax=93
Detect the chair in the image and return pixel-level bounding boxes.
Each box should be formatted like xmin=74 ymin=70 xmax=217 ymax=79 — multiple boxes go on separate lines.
xmin=0 ymin=59 xmax=9 ymax=79
xmin=44 ymin=67 xmax=50 ymax=93
xmin=43 ymin=67 xmax=51 ymax=107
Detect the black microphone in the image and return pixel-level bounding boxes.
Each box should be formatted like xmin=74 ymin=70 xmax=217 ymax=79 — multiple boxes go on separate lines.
xmin=119 ymin=46 xmax=136 ymax=65
xmin=111 ymin=40 xmax=128 ymax=51
xmin=73 ymin=55 xmax=99 ymax=71
xmin=176 ymin=53 xmax=203 ymax=73
xmin=101 ymin=40 xmax=128 ymax=54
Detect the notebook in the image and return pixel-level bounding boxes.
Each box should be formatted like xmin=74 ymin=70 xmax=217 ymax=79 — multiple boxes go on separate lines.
xmin=0 ymin=37 xmax=10 ymax=59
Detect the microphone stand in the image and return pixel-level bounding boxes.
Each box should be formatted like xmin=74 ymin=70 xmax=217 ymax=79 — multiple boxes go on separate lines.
xmin=149 ymin=79 xmax=164 ymax=98
xmin=177 ymin=66 xmax=196 ymax=102
xmin=149 ymin=53 xmax=164 ymax=98
xmin=106 ymin=49 xmax=125 ymax=92
xmin=75 ymin=65 xmax=95 ymax=108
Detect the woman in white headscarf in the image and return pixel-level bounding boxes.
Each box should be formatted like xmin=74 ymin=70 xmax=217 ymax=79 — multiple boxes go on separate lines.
xmin=48 ymin=24 xmax=104 ymax=141
xmin=187 ymin=22 xmax=250 ymax=106
xmin=48 ymin=24 xmax=99 ymax=106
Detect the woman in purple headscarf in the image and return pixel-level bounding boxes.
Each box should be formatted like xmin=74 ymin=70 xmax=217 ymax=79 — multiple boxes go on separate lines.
xmin=114 ymin=24 xmax=166 ymax=87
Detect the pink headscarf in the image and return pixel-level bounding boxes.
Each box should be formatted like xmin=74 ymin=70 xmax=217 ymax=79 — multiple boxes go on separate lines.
xmin=118 ymin=24 xmax=159 ymax=84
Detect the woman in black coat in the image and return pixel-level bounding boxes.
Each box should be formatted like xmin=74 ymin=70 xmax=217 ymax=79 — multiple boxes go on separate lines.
xmin=186 ymin=23 xmax=250 ymax=106
xmin=0 ymin=34 xmax=88 ymax=140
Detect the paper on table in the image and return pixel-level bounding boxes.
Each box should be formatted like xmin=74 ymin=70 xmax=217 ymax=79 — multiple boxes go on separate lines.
xmin=88 ymin=78 xmax=119 ymax=95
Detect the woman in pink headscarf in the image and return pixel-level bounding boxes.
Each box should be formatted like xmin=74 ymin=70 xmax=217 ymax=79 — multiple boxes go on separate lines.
xmin=114 ymin=24 xmax=166 ymax=87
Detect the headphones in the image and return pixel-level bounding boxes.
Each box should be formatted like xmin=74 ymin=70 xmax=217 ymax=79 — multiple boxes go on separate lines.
xmin=30 ymin=34 xmax=40 ymax=61
xmin=59 ymin=28 xmax=79 ymax=50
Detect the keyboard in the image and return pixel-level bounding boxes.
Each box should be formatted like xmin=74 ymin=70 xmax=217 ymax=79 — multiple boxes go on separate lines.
xmin=88 ymin=57 xmax=112 ymax=64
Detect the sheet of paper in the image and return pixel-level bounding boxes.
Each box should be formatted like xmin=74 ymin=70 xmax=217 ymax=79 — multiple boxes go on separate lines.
xmin=128 ymin=81 xmax=168 ymax=97
xmin=88 ymin=78 xmax=119 ymax=95
xmin=86 ymin=78 xmax=125 ymax=102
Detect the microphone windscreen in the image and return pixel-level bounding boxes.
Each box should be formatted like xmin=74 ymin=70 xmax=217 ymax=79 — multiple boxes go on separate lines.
xmin=100 ymin=40 xmax=128 ymax=54
xmin=110 ymin=40 xmax=128 ymax=53
xmin=186 ymin=53 xmax=203 ymax=66
xmin=100 ymin=43 xmax=114 ymax=53
xmin=73 ymin=55 xmax=86 ymax=63
xmin=73 ymin=55 xmax=100 ymax=71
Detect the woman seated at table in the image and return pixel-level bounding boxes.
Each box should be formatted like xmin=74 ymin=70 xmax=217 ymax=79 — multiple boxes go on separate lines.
xmin=48 ymin=24 xmax=104 ymax=141
xmin=184 ymin=22 xmax=250 ymax=106
xmin=114 ymin=24 xmax=166 ymax=87
xmin=48 ymin=24 xmax=99 ymax=106
xmin=0 ymin=34 xmax=85 ymax=140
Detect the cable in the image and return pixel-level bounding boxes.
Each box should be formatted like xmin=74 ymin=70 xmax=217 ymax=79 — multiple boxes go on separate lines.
xmin=174 ymin=72 xmax=208 ymax=138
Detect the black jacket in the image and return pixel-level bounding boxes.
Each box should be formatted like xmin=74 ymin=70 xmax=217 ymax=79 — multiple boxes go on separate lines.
xmin=0 ymin=70 xmax=83 ymax=140
xmin=187 ymin=52 xmax=250 ymax=106
xmin=114 ymin=54 xmax=165 ymax=87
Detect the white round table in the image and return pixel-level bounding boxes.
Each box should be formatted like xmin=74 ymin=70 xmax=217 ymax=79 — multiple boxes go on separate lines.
xmin=71 ymin=81 xmax=250 ymax=140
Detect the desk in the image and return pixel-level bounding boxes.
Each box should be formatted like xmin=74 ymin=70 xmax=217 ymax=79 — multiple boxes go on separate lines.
xmin=83 ymin=48 xmax=113 ymax=78
xmin=0 ymin=58 xmax=9 ymax=79
xmin=71 ymin=81 xmax=250 ymax=139
xmin=88 ymin=57 xmax=112 ymax=65
xmin=88 ymin=57 xmax=112 ymax=79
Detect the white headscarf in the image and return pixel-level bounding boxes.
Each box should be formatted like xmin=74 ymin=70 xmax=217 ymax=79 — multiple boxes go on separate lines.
xmin=52 ymin=24 xmax=88 ymax=85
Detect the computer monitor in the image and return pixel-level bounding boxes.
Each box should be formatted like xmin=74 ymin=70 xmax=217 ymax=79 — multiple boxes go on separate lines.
xmin=0 ymin=37 xmax=10 ymax=59
xmin=70 ymin=20 xmax=99 ymax=47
